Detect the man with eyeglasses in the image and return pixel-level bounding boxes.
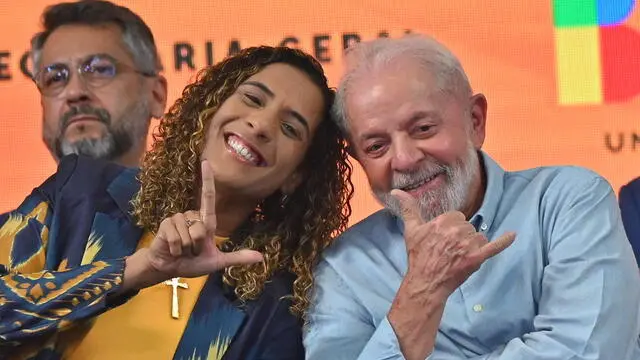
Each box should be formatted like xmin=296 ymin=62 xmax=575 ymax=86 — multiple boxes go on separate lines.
xmin=0 ymin=1 xmax=167 ymax=356
xmin=31 ymin=0 xmax=167 ymax=167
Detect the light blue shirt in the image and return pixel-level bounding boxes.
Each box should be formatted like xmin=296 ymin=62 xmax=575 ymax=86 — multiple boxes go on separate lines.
xmin=304 ymin=152 xmax=640 ymax=360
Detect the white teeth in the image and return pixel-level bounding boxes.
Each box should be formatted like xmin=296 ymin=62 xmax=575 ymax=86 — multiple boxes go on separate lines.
xmin=227 ymin=137 xmax=259 ymax=164
xmin=403 ymin=174 xmax=437 ymax=191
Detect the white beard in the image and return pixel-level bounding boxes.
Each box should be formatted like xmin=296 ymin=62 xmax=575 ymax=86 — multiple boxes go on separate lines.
xmin=374 ymin=143 xmax=480 ymax=221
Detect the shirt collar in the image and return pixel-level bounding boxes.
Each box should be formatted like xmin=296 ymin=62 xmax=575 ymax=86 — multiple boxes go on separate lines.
xmin=469 ymin=151 xmax=505 ymax=232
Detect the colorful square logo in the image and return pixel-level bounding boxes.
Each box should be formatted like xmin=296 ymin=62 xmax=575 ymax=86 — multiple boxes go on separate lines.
xmin=553 ymin=0 xmax=639 ymax=104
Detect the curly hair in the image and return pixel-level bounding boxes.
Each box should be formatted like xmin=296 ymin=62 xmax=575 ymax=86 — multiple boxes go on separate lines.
xmin=131 ymin=46 xmax=354 ymax=318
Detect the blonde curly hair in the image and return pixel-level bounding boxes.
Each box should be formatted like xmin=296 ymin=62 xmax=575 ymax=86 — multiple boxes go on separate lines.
xmin=131 ymin=46 xmax=354 ymax=318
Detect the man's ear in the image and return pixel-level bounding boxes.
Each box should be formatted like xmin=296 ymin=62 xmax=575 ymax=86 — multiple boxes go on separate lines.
xmin=468 ymin=93 xmax=487 ymax=149
xmin=149 ymin=75 xmax=168 ymax=119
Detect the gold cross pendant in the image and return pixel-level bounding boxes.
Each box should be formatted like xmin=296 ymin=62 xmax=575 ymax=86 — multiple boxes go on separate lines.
xmin=164 ymin=277 xmax=188 ymax=319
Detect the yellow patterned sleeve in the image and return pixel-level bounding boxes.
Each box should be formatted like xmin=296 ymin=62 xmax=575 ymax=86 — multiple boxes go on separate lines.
xmin=0 ymin=199 xmax=128 ymax=349
xmin=0 ymin=259 xmax=126 ymax=349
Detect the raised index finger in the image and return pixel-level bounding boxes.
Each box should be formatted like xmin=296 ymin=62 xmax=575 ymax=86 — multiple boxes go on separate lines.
xmin=390 ymin=189 xmax=423 ymax=228
xmin=200 ymin=160 xmax=217 ymax=236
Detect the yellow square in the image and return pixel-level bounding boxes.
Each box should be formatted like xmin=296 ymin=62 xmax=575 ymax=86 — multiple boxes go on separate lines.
xmin=554 ymin=27 xmax=603 ymax=104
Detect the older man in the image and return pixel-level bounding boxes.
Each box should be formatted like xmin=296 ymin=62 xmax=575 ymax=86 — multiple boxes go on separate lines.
xmin=304 ymin=35 xmax=640 ymax=359
xmin=31 ymin=0 xmax=167 ymax=166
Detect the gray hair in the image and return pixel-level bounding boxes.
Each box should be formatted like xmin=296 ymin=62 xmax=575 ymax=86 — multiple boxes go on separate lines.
xmin=30 ymin=0 xmax=162 ymax=76
xmin=332 ymin=34 xmax=473 ymax=138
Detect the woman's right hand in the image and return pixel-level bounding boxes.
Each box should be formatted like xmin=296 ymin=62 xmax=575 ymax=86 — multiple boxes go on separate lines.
xmin=121 ymin=160 xmax=264 ymax=292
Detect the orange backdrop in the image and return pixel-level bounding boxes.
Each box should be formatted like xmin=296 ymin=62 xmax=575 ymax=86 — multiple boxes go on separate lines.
xmin=0 ymin=0 xmax=638 ymax=224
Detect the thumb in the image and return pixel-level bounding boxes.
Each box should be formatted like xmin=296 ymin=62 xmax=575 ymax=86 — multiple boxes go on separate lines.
xmin=390 ymin=189 xmax=422 ymax=227
xmin=214 ymin=249 xmax=264 ymax=270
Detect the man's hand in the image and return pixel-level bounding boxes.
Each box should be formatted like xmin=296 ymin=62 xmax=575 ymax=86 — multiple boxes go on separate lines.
xmin=388 ymin=189 xmax=516 ymax=360
xmin=394 ymin=189 xmax=515 ymax=296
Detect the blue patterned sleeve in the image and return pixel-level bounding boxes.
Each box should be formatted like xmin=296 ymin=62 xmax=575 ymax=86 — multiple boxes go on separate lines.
xmin=0 ymin=195 xmax=128 ymax=349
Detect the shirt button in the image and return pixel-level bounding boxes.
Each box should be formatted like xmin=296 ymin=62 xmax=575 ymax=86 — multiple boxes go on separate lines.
xmin=480 ymin=223 xmax=488 ymax=231
xmin=473 ymin=304 xmax=484 ymax=312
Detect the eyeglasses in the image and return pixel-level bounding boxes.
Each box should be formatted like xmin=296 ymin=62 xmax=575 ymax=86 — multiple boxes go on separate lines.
xmin=32 ymin=53 xmax=156 ymax=97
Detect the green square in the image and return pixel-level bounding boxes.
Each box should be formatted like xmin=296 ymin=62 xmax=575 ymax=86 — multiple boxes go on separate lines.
xmin=553 ymin=0 xmax=598 ymax=26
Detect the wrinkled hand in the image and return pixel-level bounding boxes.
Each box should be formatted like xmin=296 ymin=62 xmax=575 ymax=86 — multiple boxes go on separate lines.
xmin=146 ymin=160 xmax=263 ymax=279
xmin=393 ymin=189 xmax=515 ymax=296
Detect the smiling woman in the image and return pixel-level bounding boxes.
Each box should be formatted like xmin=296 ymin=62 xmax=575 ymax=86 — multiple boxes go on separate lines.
xmin=0 ymin=45 xmax=354 ymax=360
xmin=132 ymin=50 xmax=356 ymax=359
xmin=198 ymin=63 xmax=324 ymax=201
